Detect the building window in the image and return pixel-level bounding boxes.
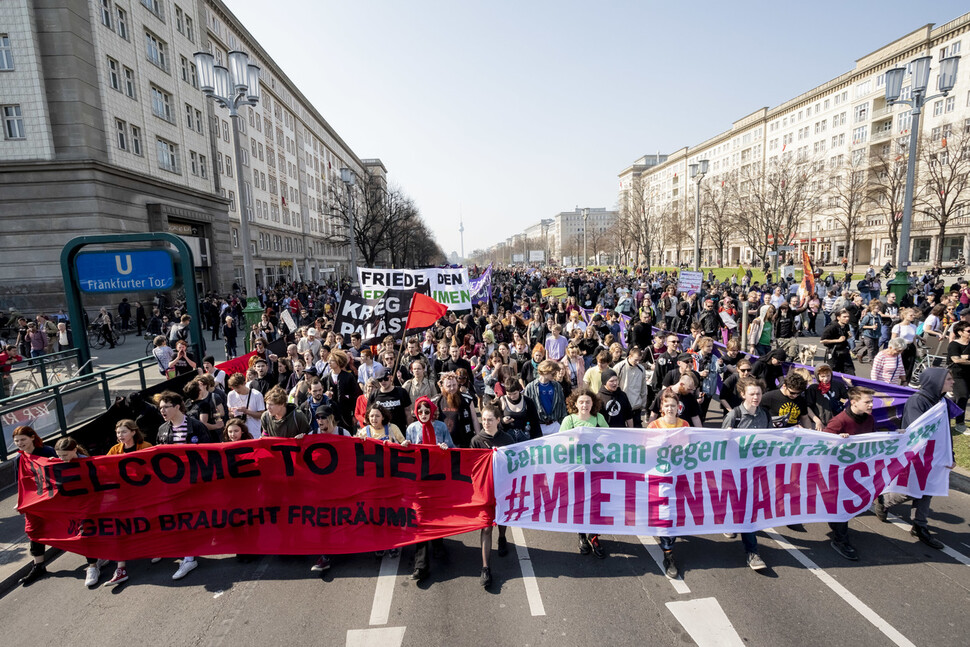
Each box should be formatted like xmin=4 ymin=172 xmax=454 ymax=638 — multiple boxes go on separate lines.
xmin=123 ymin=66 xmax=136 ymax=98
xmin=145 ymin=31 xmax=167 ymax=71
xmin=933 ymin=100 xmax=943 ymax=117
xmin=150 ymin=86 xmax=173 ymax=122
xmin=116 ymin=8 xmax=129 ymax=39
xmin=100 ymin=0 xmax=112 ymax=28
xmin=190 ymin=150 xmax=198 ymax=175
xmin=130 ymin=125 xmax=142 ymax=155
xmin=228 ymin=191 xmax=236 ymax=211
xmin=175 ymin=5 xmax=184 ymax=33
xmin=116 ymin=119 xmax=128 ymax=150
xmin=225 ymin=154 xmax=232 ymax=177
xmin=199 ymin=154 xmax=207 ymax=178
xmin=232 ymin=228 xmax=239 ymax=248
xmin=185 ymin=103 xmax=194 ymax=129
xmin=946 ymin=96 xmax=956 ymax=113
xmin=853 ymin=103 xmax=869 ymax=123
xmin=222 ymin=119 xmax=229 ymax=142
xmin=194 ymin=109 xmax=202 ymax=133
xmin=185 ymin=17 xmax=194 ymax=42
xmin=0 ymin=34 xmax=12 ymax=70
xmin=107 ymin=57 xmax=120 ymax=90
xmin=141 ymin=0 xmax=164 ymax=21
xmin=3 ymin=104 xmax=25 ymax=139
xmin=156 ymin=137 xmax=178 ymax=173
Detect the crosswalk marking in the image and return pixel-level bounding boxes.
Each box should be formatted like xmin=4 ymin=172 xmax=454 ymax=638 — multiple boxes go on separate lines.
xmin=666 ymin=597 xmax=745 ymax=646
xmin=764 ymin=528 xmax=916 ymax=647
xmin=638 ymin=535 xmax=690 ymax=594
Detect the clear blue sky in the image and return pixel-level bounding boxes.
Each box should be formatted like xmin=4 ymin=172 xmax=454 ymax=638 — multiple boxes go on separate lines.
xmin=227 ymin=0 xmax=969 ymax=258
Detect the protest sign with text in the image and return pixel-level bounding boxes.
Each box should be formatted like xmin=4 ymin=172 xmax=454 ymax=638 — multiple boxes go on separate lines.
xmin=676 ymin=270 xmax=703 ymax=295
xmin=493 ymin=402 xmax=951 ymax=536
xmin=358 ymin=267 xmax=471 ymax=310
xmin=332 ymin=287 xmax=423 ymax=345
xmin=18 ymin=437 xmax=494 ymax=560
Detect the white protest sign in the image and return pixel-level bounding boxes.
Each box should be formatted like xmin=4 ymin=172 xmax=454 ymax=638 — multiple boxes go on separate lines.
xmin=357 ymin=267 xmax=471 ymax=310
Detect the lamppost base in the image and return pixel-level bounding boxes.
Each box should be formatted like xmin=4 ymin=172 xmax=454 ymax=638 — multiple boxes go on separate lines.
xmin=242 ymin=297 xmax=263 ymax=353
xmin=887 ymin=270 xmax=911 ymax=302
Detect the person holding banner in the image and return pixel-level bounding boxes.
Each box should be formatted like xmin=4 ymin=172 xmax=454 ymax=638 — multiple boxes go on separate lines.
xmin=721 ymin=376 xmax=770 ymax=571
xmin=874 ymin=367 xmax=951 ymax=549
xmin=471 ymin=405 xmax=514 ymax=588
xmin=327 ymin=349 xmax=361 ymax=432
xmin=823 ymin=386 xmax=878 ymax=561
xmin=14 ymin=426 xmax=57 ymax=587
xmin=559 ymin=389 xmax=608 ymax=559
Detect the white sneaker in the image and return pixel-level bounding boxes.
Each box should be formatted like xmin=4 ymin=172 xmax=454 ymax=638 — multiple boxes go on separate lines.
xmin=172 ymin=560 xmax=198 ymax=580
xmin=151 ymin=557 xmax=163 ymax=563
xmin=84 ymin=565 xmax=101 ymax=588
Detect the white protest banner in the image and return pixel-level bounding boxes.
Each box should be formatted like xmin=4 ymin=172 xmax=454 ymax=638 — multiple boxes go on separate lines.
xmin=676 ymin=270 xmax=703 ymax=295
xmin=357 ymin=267 xmax=471 ymax=310
xmin=493 ymin=402 xmax=951 ymax=536
xmin=279 ymin=309 xmax=297 ymax=334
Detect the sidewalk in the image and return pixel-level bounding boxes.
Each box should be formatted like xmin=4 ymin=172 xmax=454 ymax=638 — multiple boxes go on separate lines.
xmin=0 ymin=481 xmax=61 ymax=598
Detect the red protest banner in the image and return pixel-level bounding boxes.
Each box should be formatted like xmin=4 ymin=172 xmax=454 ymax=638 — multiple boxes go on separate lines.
xmin=17 ymin=437 xmax=494 ymax=560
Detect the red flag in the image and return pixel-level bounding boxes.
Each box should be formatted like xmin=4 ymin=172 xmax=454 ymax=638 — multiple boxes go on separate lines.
xmin=405 ymin=292 xmax=448 ymax=332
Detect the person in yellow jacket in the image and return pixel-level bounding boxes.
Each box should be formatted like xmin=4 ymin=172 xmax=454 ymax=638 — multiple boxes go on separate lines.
xmin=103 ymin=419 xmax=153 ymax=586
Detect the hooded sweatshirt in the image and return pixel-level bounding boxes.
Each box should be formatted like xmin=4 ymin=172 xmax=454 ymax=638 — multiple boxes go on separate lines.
xmin=901 ymin=367 xmax=948 ymax=427
xmin=598 ymin=384 xmax=633 ymax=427
xmin=260 ymin=403 xmax=310 ymax=438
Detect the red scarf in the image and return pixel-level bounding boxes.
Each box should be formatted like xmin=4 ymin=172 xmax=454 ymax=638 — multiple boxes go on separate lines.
xmin=818 ymin=381 xmax=831 ymax=395
xmin=414 ymin=396 xmax=438 ymax=445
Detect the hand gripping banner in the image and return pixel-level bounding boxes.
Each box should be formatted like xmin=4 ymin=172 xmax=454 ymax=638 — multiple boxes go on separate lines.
xmin=18 ymin=437 xmax=494 ymax=560
xmin=493 ymin=402 xmax=952 ymax=536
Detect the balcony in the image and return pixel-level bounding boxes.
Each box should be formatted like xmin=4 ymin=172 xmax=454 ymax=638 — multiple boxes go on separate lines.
xmin=871 ymin=105 xmax=894 ymax=120
xmin=870 ymin=127 xmax=892 ymax=144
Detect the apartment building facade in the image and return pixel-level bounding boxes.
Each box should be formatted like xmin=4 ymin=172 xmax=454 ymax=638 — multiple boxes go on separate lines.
xmin=619 ymin=13 xmax=970 ymax=270
xmin=0 ymin=0 xmax=379 ymax=311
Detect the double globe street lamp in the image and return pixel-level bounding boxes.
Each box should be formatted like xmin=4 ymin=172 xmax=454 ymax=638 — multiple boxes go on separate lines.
xmin=194 ymin=50 xmax=263 ymax=346
xmin=883 ymin=53 xmax=960 ymax=299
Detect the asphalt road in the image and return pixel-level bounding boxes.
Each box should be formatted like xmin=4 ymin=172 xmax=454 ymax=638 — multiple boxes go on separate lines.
xmin=1 ymin=488 xmax=968 ymax=647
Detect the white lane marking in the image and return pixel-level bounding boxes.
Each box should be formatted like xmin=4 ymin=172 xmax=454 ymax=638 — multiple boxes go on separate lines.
xmin=638 ymin=535 xmax=690 ymax=594
xmin=665 ymin=597 xmax=745 ymax=647
xmin=510 ymin=526 xmax=546 ymax=616
xmin=885 ymin=513 xmax=970 ymax=567
xmin=764 ymin=528 xmax=916 ymax=647
xmin=346 ymin=626 xmax=406 ymax=647
xmin=368 ymin=551 xmax=401 ymax=626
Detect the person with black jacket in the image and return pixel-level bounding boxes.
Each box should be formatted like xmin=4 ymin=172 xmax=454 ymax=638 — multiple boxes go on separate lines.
xmin=751 ymin=348 xmax=786 ymax=391
xmin=874 ymin=367 xmax=951 ymax=550
xmin=598 ymin=369 xmax=633 ymax=427
xmin=497 ymin=380 xmax=543 ymax=442
xmin=821 ymin=309 xmax=855 ymax=375
xmin=629 ymin=309 xmax=654 ymax=350
xmin=155 ymin=391 xmax=213 ymax=581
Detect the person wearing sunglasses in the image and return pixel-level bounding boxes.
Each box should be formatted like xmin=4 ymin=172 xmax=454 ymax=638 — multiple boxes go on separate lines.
xmin=719 ymin=359 xmax=753 ymax=414
xmin=371 ymin=366 xmax=413 ymax=432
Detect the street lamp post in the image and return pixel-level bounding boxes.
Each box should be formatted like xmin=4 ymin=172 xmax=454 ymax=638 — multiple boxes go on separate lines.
xmin=582 ymin=208 xmax=589 ymax=268
xmin=195 ymin=49 xmax=262 ymax=348
xmin=884 ymin=54 xmax=960 ymax=300
xmin=689 ymin=159 xmax=709 ymax=272
xmin=339 ymin=168 xmax=358 ymax=285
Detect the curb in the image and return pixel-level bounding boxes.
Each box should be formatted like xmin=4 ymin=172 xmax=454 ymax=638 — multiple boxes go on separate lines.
xmin=0 ymin=546 xmax=63 ymax=600
xmin=949 ymin=467 xmax=970 ymax=495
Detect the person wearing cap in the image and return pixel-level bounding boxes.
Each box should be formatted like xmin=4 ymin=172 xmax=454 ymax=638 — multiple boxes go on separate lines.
xmin=299 ymin=379 xmax=331 ymax=432
xmin=662 ymin=352 xmax=700 ymax=389
xmin=598 ymin=368 xmax=633 ymax=427
xmin=297 ymin=327 xmax=321 ymax=358
xmin=371 ymin=365 xmax=413 ymax=432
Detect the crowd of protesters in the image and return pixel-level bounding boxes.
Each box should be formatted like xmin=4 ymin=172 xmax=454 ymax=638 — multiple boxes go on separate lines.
xmin=11 ymin=261 xmax=965 ymax=590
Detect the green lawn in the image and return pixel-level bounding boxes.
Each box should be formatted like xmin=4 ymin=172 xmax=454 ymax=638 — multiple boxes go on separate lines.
xmin=647 ymin=266 xmax=866 ymax=284
xmin=953 ymin=432 xmax=970 ymax=470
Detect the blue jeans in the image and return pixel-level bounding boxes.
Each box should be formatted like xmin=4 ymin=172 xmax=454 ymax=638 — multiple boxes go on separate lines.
xmin=30 ymin=349 xmax=44 ymax=358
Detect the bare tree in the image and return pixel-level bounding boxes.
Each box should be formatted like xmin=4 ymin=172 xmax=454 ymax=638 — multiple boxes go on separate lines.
xmin=700 ymin=174 xmax=735 ymax=267
xmin=827 ymin=158 xmax=871 ymax=266
xmin=918 ymin=124 xmax=970 ymax=263
xmin=729 ymin=156 xmax=824 ymax=265
xmin=870 ymin=146 xmax=908 ymax=263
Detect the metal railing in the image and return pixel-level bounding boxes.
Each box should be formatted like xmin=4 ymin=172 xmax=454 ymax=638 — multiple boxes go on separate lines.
xmin=0 ymin=355 xmax=164 ymax=461
xmin=0 ymin=349 xmax=81 ymax=399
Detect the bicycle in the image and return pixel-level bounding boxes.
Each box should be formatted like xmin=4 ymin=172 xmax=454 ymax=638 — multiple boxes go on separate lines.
xmin=9 ymin=357 xmax=79 ymax=396
xmin=88 ymin=324 xmax=127 ymax=349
